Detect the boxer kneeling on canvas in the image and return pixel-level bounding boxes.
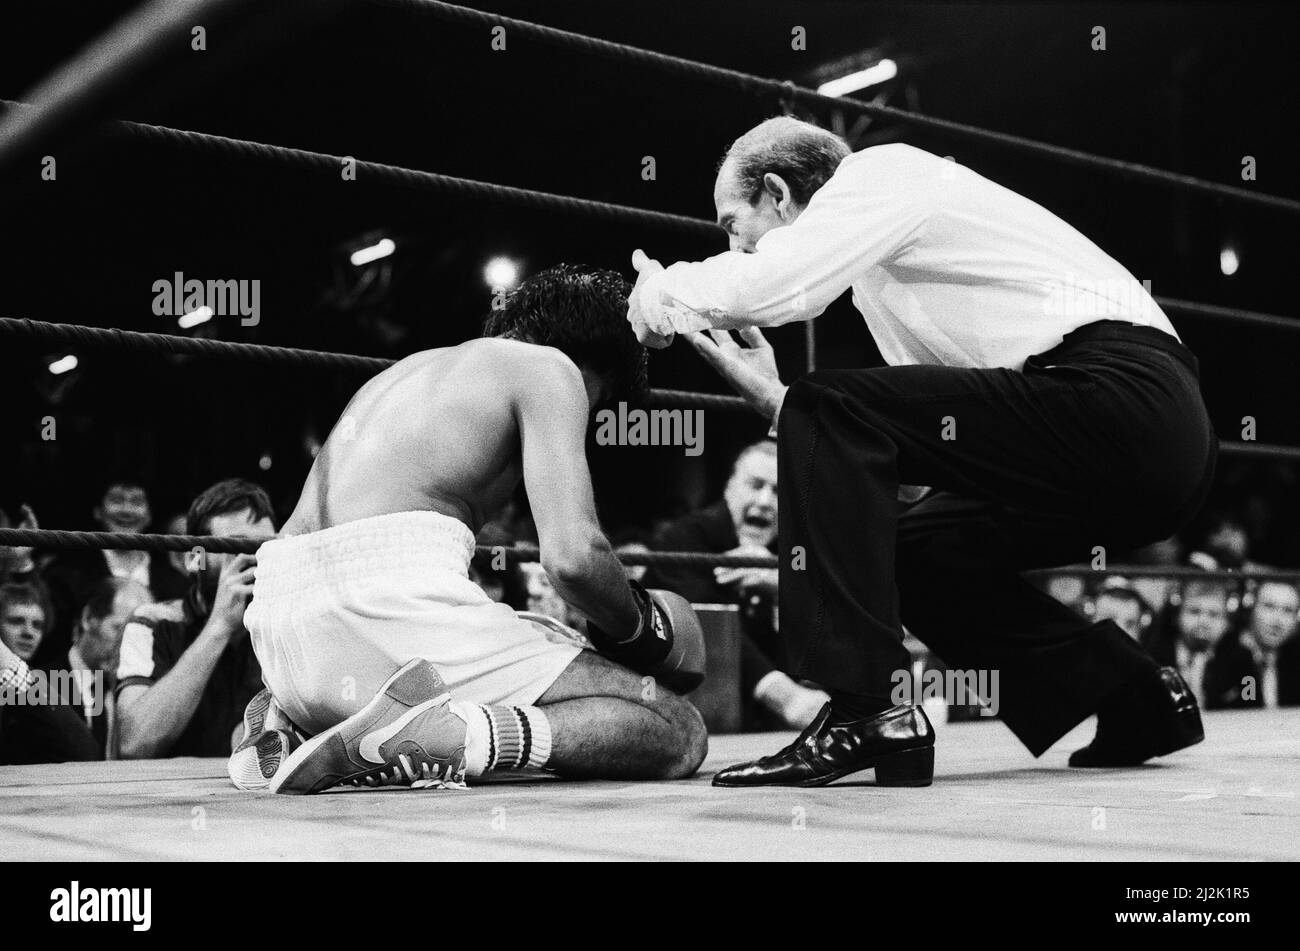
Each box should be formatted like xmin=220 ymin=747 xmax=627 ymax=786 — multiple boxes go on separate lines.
xmin=228 ymin=265 xmax=706 ymax=794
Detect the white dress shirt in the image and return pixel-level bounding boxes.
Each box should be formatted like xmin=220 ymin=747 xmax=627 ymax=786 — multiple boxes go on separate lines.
xmin=642 ymin=143 xmax=1178 ymax=370
xmin=1245 ymin=637 xmax=1280 ymax=709
xmin=103 ymin=549 xmax=151 ymax=587
xmin=1176 ymin=642 xmax=1211 ymax=707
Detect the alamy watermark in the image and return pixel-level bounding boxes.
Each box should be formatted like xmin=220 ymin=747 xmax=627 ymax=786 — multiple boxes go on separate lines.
xmin=50 ymin=882 xmax=151 ymax=931
xmin=0 ymin=669 xmax=104 ymax=714
xmin=1042 ymin=274 xmax=1153 ymax=320
xmin=891 ymin=667 xmax=1000 ymax=716
xmin=152 ymin=272 xmax=260 ymax=326
xmin=594 ymin=402 xmax=704 ymax=456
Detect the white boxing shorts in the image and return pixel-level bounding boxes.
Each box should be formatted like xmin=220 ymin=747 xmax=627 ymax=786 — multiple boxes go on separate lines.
xmin=245 ymin=511 xmax=586 ymax=737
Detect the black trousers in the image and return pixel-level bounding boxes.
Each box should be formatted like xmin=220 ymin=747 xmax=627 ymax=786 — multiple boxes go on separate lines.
xmin=777 ymin=321 xmax=1217 ymax=755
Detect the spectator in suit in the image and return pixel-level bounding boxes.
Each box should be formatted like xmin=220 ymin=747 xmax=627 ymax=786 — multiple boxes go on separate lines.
xmin=0 ymin=580 xmax=51 ymax=663
xmin=0 ymin=582 xmax=100 ymax=764
xmin=1089 ymin=578 xmax=1153 ymax=642
xmin=57 ymin=577 xmax=152 ymax=755
xmin=116 ymin=479 xmax=276 ymax=759
xmin=643 ymin=440 xmax=828 ymax=728
xmin=1206 ymin=580 xmax=1300 ymax=709
xmin=1143 ymin=576 xmax=1235 ymax=707
xmin=39 ymin=479 xmax=186 ymax=669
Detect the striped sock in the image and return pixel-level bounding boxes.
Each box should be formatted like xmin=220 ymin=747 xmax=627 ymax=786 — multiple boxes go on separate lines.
xmin=453 ymin=702 xmax=552 ymax=777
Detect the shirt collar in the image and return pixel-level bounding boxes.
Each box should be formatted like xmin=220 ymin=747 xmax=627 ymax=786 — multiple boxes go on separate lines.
xmin=67 ymin=644 xmax=89 ymax=672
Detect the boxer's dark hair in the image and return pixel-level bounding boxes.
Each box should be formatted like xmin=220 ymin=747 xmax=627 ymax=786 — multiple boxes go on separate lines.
xmin=483 ymin=263 xmax=648 ymax=403
xmin=721 ymin=116 xmax=851 ymax=207
xmin=186 ymin=478 xmax=275 ymax=536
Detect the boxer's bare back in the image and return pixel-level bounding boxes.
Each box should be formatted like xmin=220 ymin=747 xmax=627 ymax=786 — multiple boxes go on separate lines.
xmin=283 ymin=338 xmax=570 ymax=537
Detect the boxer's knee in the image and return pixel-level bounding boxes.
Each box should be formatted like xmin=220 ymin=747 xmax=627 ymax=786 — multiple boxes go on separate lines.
xmin=657 ymin=694 xmax=708 ymax=779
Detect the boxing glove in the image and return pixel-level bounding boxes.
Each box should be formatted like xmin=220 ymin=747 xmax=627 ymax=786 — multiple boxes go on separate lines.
xmin=586 ymin=582 xmax=707 ymax=694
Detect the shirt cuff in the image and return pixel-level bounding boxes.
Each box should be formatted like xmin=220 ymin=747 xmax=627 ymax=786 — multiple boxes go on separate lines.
xmin=641 ymin=273 xmax=719 ymax=334
xmin=664 ymin=303 xmax=716 ymax=334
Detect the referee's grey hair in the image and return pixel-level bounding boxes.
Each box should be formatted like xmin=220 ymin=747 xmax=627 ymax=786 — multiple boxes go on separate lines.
xmin=720 ymin=116 xmax=851 ymax=206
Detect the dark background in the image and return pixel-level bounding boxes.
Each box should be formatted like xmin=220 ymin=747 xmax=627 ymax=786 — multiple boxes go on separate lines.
xmin=1 ymin=1 xmax=1297 ymax=559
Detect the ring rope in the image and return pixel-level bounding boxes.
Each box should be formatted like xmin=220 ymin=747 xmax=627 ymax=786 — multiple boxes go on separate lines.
xmin=0 ymin=528 xmax=771 ymax=568
xmin=3 ymin=98 xmax=1296 ymax=341
xmin=0 ymin=100 xmax=717 ymax=240
xmin=0 ymin=317 xmax=748 ymax=413
xmin=2 ymin=99 xmax=1293 ymax=339
xmin=375 ymin=0 xmax=1300 ymax=216
xmin=4 ymin=528 xmax=1300 ymax=581
xmin=1153 ymin=298 xmax=1300 ymax=335
xmin=0 ymin=0 xmax=263 ymax=175
xmin=0 ymin=315 xmax=1293 ymax=458
xmin=1021 ymin=565 xmax=1300 ymax=583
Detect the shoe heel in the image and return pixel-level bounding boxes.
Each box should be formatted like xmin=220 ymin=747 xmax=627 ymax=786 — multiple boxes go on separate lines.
xmin=874 ymin=746 xmax=934 ymax=787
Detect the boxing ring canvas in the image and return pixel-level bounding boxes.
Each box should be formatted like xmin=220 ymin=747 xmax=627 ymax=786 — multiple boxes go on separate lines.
xmin=4 ymin=709 xmax=1296 ymax=862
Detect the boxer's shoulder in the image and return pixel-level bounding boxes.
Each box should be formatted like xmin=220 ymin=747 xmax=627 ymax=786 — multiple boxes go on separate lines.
xmin=471 ymin=335 xmax=577 ymax=365
xmin=475 ymin=339 xmax=587 ymax=399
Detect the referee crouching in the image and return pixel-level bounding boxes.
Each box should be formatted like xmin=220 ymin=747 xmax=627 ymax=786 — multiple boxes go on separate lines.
xmin=628 ymin=117 xmax=1213 ymax=788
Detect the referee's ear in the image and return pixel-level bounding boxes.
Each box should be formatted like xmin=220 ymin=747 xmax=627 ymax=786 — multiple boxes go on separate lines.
xmin=762 ymin=173 xmax=798 ymax=221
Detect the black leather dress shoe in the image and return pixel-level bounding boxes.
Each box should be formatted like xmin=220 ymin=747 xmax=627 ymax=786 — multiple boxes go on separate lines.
xmin=713 ymin=703 xmax=935 ymax=788
xmin=1069 ymin=667 xmax=1204 ymax=767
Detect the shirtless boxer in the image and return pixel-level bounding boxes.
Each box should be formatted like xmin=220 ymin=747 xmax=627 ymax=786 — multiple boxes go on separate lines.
xmin=231 ymin=265 xmax=707 ymax=793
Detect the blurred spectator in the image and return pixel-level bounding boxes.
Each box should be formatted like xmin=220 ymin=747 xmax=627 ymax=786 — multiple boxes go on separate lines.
xmin=1042 ymin=575 xmax=1086 ymax=613
xmin=0 ymin=582 xmax=100 ymax=764
xmin=1126 ymin=534 xmax=1183 ymax=616
xmin=470 ymin=522 xmax=527 ymax=607
xmin=116 ymin=479 xmax=276 ymax=759
xmin=611 ymin=528 xmax=653 ymax=584
xmin=1143 ymin=577 xmax=1236 ymax=707
xmin=1198 ymin=511 xmax=1250 ymax=569
xmin=1205 ymin=580 xmax=1300 ymax=709
xmin=1088 ymin=578 xmax=1153 ymax=642
xmin=0 ymin=581 xmax=51 ymax=663
xmin=468 ymin=552 xmax=507 ymax=603
xmin=163 ymin=512 xmax=190 ymax=577
xmin=39 ymin=479 xmax=187 ymax=669
xmin=0 ymin=504 xmax=42 ymax=586
xmin=519 ymin=561 xmax=582 ymax=628
xmin=480 ymin=494 xmax=538 ymax=547
xmin=644 ymin=440 xmax=828 ymax=729
xmin=57 ymin=578 xmax=152 ymax=753
xmin=71 ymin=579 xmax=151 ymax=676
